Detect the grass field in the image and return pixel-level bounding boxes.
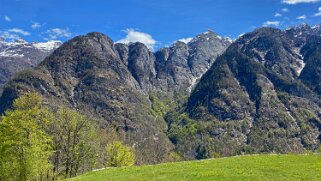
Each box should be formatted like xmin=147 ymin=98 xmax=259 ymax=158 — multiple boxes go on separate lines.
xmin=68 ymin=154 xmax=321 ymax=181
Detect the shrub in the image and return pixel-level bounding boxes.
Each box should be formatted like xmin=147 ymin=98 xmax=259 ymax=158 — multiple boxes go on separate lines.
xmin=105 ymin=141 xmax=136 ymax=167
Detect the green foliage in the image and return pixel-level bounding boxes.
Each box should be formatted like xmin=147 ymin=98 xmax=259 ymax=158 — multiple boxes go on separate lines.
xmin=105 ymin=141 xmax=136 ymax=167
xmin=149 ymin=93 xmax=170 ymax=117
xmin=50 ymin=107 xmax=98 ymax=179
xmin=0 ymin=93 xmax=99 ymax=180
xmin=196 ymin=145 xmax=210 ymax=160
xmin=149 ymin=91 xmax=189 ymax=118
xmin=167 ymin=113 xmax=198 ymax=144
xmin=0 ymin=92 xmax=53 ymax=181
xmin=210 ymin=152 xmax=221 ymax=158
xmin=165 ymin=151 xmax=184 ymax=162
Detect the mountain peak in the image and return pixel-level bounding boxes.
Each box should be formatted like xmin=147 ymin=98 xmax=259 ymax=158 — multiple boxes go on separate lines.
xmin=87 ymin=32 xmax=109 ymax=39
xmin=32 ymin=40 xmax=62 ymax=52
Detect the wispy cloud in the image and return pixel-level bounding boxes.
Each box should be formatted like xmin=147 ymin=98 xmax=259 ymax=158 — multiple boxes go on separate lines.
xmin=31 ymin=22 xmax=41 ymax=29
xmin=4 ymin=16 xmax=11 ymax=22
xmin=0 ymin=31 xmax=20 ymax=40
xmin=44 ymin=28 xmax=71 ymax=40
xmin=275 ymin=13 xmax=282 ymax=17
xmin=282 ymin=8 xmax=289 ymax=12
xmin=117 ymin=28 xmax=157 ymax=50
xmin=297 ymin=15 xmax=307 ymax=19
xmin=282 ymin=0 xmax=320 ymax=4
xmin=0 ymin=28 xmax=30 ymax=40
xmin=315 ymin=7 xmax=321 ymax=16
xmin=263 ymin=21 xmax=281 ymax=27
xmin=8 ymin=28 xmax=30 ymax=36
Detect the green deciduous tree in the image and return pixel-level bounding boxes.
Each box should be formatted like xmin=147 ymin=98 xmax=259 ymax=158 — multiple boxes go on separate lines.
xmin=105 ymin=141 xmax=135 ymax=167
xmin=0 ymin=93 xmax=99 ymax=180
xmin=49 ymin=107 xmax=98 ymax=179
xmin=0 ymin=93 xmax=53 ymax=181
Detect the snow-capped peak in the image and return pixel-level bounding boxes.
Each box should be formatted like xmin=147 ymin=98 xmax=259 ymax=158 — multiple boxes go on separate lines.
xmin=0 ymin=38 xmax=61 ymax=58
xmin=32 ymin=40 xmax=62 ymax=52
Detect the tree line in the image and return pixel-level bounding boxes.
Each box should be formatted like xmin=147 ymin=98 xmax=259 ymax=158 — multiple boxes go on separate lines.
xmin=0 ymin=93 xmax=135 ymax=181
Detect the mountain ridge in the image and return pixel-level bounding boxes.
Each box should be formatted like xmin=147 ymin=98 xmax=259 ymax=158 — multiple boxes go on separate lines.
xmin=1 ymin=24 xmax=321 ymax=163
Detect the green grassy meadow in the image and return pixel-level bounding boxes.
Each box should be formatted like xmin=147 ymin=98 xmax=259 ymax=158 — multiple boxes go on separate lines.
xmin=67 ymin=154 xmax=321 ymax=181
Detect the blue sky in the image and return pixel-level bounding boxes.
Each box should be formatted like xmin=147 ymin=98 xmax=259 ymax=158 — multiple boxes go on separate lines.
xmin=1 ymin=0 xmax=321 ymax=49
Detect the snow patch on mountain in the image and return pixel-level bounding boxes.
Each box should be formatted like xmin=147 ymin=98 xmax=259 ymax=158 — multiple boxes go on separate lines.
xmin=177 ymin=38 xmax=193 ymax=44
xmin=188 ymin=76 xmax=202 ymax=92
xmin=32 ymin=40 xmax=62 ymax=52
xmin=0 ymin=50 xmax=24 ymax=57
xmin=293 ymin=48 xmax=305 ymax=76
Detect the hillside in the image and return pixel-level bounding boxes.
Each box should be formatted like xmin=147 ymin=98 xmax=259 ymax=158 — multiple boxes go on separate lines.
xmin=67 ymin=154 xmax=321 ymax=181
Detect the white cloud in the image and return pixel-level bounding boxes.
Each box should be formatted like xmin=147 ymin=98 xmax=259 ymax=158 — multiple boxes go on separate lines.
xmin=282 ymin=0 xmax=320 ymax=4
xmin=297 ymin=15 xmax=307 ymax=19
xmin=275 ymin=13 xmax=282 ymax=17
xmin=177 ymin=37 xmax=193 ymax=44
xmin=31 ymin=22 xmax=41 ymax=29
xmin=4 ymin=16 xmax=11 ymax=22
xmin=0 ymin=28 xmax=31 ymax=41
xmin=263 ymin=21 xmax=281 ymax=27
xmin=282 ymin=8 xmax=289 ymax=12
xmin=117 ymin=28 xmax=157 ymax=50
xmin=315 ymin=7 xmax=321 ymax=16
xmin=45 ymin=28 xmax=71 ymax=40
xmin=0 ymin=31 xmax=20 ymax=40
xmin=8 ymin=28 xmax=30 ymax=36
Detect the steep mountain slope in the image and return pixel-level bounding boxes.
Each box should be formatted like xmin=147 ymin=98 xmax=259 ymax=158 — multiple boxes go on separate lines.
xmin=179 ymin=26 xmax=321 ymax=159
xmin=299 ymin=35 xmax=321 ymax=94
xmin=0 ymin=38 xmax=61 ymax=93
xmin=2 ymin=24 xmax=321 ymax=162
xmin=0 ymin=31 xmax=230 ymax=164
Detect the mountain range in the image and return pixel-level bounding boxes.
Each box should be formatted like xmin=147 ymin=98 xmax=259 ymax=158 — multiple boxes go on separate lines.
xmin=0 ymin=38 xmax=61 ymax=94
xmin=1 ymin=23 xmax=321 ymax=164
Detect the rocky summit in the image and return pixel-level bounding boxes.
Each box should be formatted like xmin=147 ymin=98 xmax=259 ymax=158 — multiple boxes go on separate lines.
xmin=1 ymin=24 xmax=321 ymax=163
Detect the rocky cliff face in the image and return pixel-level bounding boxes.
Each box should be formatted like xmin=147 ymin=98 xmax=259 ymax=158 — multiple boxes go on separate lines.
xmin=112 ymin=30 xmax=231 ymax=93
xmin=180 ymin=25 xmax=321 ymax=158
xmin=155 ymin=31 xmax=231 ymax=92
xmin=0 ymin=38 xmax=61 ymax=93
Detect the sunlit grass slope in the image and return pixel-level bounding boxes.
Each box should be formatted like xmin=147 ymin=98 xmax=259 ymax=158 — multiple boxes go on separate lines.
xmin=68 ymin=154 xmax=321 ymax=181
